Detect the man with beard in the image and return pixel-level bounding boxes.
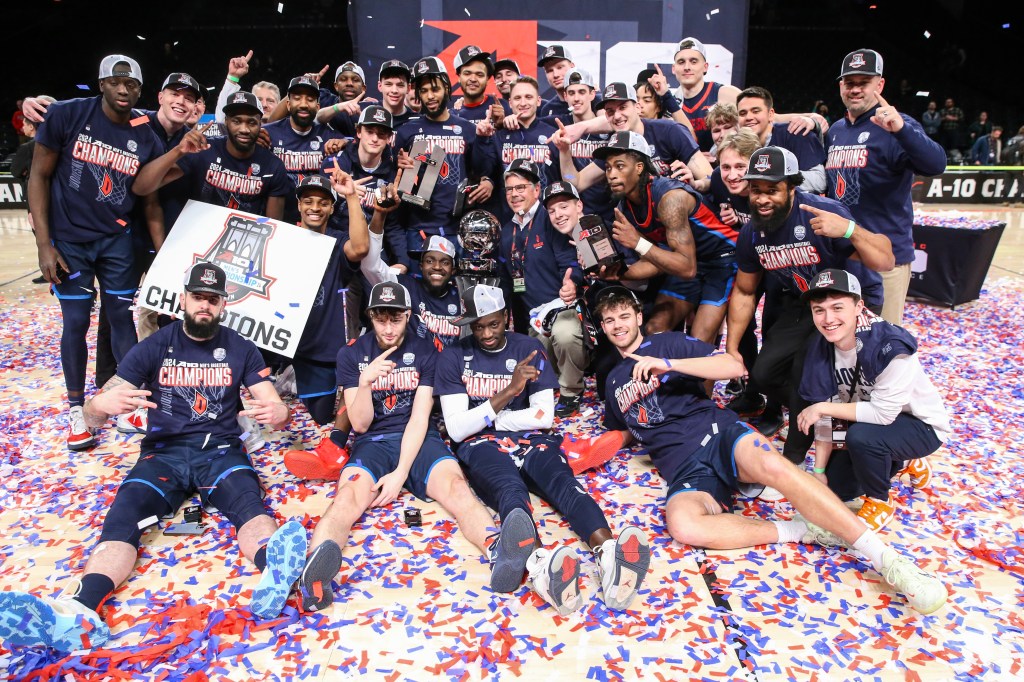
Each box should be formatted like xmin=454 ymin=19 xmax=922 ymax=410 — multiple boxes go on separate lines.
xmin=29 ymin=55 xmax=164 ymax=450
xmin=263 ymin=76 xmax=347 ymax=224
xmin=298 ymin=282 xmax=499 ymax=612
xmin=434 ymin=284 xmax=651 ymax=615
xmin=593 ymin=286 xmax=946 ymax=615
xmin=393 ymin=57 xmax=497 ymax=252
xmin=725 ymin=146 xmax=893 ymax=468
xmin=493 ymin=57 xmax=521 ymax=102
xmin=825 ymin=49 xmax=946 ymax=325
xmin=555 ymin=83 xmax=712 ymax=189
xmin=452 ymin=46 xmax=509 ymax=130
xmin=0 ymin=263 xmax=307 ymax=653
xmin=133 ymin=91 xmax=291 ymax=219
xmin=567 ymin=131 xmax=737 ymax=342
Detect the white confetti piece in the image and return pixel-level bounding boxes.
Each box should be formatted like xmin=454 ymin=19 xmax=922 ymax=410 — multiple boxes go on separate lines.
xmin=277 ymin=2 xmax=284 ymax=12
xmin=924 ymin=30 xmax=931 ymax=38
xmin=138 ymin=515 xmax=158 ymax=529
xmin=464 ymin=7 xmax=471 ymax=15
xmin=137 ymin=35 xmax=146 ymax=41
xmin=710 ymin=8 xmax=719 ymax=14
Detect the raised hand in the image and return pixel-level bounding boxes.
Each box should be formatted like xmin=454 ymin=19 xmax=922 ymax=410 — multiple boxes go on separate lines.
xmin=611 ymin=208 xmax=643 ymax=250
xmin=870 ymin=94 xmax=904 ymax=133
xmin=359 ymin=346 xmax=398 ymax=387
xmin=179 ymin=122 xmax=214 ymax=154
xmin=647 ymin=64 xmax=669 ymax=96
xmin=228 ymin=50 xmax=253 ymax=79
xmin=558 ymin=268 xmax=577 ymax=304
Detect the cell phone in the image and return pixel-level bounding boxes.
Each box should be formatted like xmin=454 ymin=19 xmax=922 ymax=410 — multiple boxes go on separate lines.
xmin=403 ymin=508 xmax=422 ymax=527
xmin=164 ymin=522 xmax=205 ymax=536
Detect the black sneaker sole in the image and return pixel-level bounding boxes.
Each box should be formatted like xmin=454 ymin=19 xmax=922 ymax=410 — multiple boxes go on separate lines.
xmin=300 ymin=540 xmax=343 ymax=612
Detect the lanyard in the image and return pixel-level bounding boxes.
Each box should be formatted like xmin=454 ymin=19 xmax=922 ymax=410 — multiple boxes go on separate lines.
xmin=510 ymin=213 xmax=534 ymax=277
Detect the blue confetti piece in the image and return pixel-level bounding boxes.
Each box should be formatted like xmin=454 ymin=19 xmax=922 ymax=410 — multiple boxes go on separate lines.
xmin=274 ymin=311 xmax=284 ymax=319
xmin=538 ymin=359 xmax=545 ymax=372
xmin=76 ymin=84 xmax=90 ymax=90
xmin=68 ymin=271 xmax=82 ymax=280
xmin=289 ymin=302 xmax=300 ymax=307
xmin=257 ymin=216 xmax=270 ymax=223
xmin=638 ymin=341 xmax=651 ymax=348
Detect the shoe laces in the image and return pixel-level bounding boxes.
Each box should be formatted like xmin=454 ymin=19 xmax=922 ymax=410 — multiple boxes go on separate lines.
xmin=882 ymin=553 xmax=925 ymax=589
xmin=57 ymin=578 xmax=83 ymax=601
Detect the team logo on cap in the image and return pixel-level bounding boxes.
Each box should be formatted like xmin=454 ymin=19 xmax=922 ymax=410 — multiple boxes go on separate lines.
xmin=753 ymin=154 xmax=771 ymax=173
xmin=380 ymin=286 xmax=396 ymax=302
xmin=195 ymin=215 xmax=277 ymax=303
xmin=603 ymin=85 xmax=617 ymax=99
xmin=179 ymin=74 xmax=191 ymax=84
xmin=466 ymin=45 xmax=480 ymax=56
xmin=544 ymin=46 xmax=557 ymax=58
xmin=200 ymin=268 xmax=219 ymax=286
xmin=233 ymin=93 xmax=248 ymax=104
xmin=849 ymin=53 xmax=866 ymax=68
xmin=816 ymin=271 xmax=835 ymax=288
xmin=373 ymin=109 xmax=387 ymax=123
xmin=416 ymin=60 xmax=430 ymax=74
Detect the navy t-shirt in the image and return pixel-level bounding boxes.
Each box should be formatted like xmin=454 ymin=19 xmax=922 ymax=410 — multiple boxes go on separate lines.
xmin=335 ymin=331 xmax=437 ymax=435
xmin=735 ymin=189 xmax=882 ymax=305
xmin=296 ymin=228 xmax=359 ymax=363
xmin=176 ymin=137 xmax=292 ymax=216
xmin=706 ymin=168 xmax=752 ymax=225
xmin=400 ymin=273 xmax=462 ymax=352
xmin=325 ymin=101 xmax=416 ymax=137
xmin=641 ymin=119 xmax=701 ymax=176
xmin=116 ymin=323 xmax=269 ymax=443
xmin=453 ymin=95 xmax=511 ymax=122
xmin=604 ymin=332 xmax=740 ymax=481
xmin=393 ymin=113 xmax=497 ymax=232
xmin=767 ymin=123 xmax=826 ymax=171
xmin=263 ymin=119 xmax=347 ymax=224
xmin=35 ymin=96 xmax=163 ymax=242
xmin=681 ymin=81 xmax=724 ymax=151
xmin=434 ymin=332 xmax=559 ymax=437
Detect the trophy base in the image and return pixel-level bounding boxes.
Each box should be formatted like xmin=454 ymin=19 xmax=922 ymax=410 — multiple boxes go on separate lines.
xmin=399 ymin=191 xmax=431 ymax=211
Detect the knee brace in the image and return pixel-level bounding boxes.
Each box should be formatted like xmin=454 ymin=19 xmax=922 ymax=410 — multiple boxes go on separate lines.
xmin=207 ymin=467 xmax=269 ymax=531
xmin=98 ymin=481 xmax=172 ymax=548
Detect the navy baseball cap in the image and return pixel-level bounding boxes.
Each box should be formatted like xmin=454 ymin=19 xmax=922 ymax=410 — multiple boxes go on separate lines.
xmin=454 ymin=45 xmax=493 ymax=76
xmin=539 ymin=45 xmax=573 ymax=67
xmin=744 ymin=146 xmax=800 ymax=182
xmin=161 ymin=72 xmax=201 ymax=98
xmin=601 ymin=82 xmax=638 ymax=104
xmin=379 ymin=59 xmax=412 ymax=81
xmin=295 ymin=174 xmax=337 ymax=201
xmin=222 ymin=91 xmax=264 ymax=117
xmin=493 ymin=57 xmax=521 ymax=74
xmin=358 ymin=105 xmax=395 ymax=130
xmin=839 ymin=49 xmax=884 ymax=80
xmin=542 ymin=181 xmax=581 ymax=205
xmin=367 ymin=282 xmax=412 ymax=311
xmin=801 ymin=268 xmax=862 ymax=301
xmin=504 ymin=158 xmax=542 ymax=183
xmin=184 ymin=262 xmax=228 ymax=297
xmin=287 ymin=76 xmax=320 ymax=96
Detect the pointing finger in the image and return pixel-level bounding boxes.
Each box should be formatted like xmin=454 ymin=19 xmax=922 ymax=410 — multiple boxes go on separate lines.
xmin=318 ymin=64 xmax=329 ymax=78
xmin=655 ymin=63 xmax=664 ymax=75
xmin=379 ymin=346 xmax=398 ymax=359
xmin=244 ymin=50 xmax=254 ymax=63
xmin=875 ymin=93 xmax=890 ymax=109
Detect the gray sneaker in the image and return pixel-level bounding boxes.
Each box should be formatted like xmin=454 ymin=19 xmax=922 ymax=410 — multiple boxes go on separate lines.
xmin=880 ymin=549 xmax=947 ymax=614
xmin=488 ymin=508 xmax=537 ymax=593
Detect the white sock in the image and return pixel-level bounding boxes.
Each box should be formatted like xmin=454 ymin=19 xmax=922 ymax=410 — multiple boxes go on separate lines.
xmin=852 ymin=530 xmax=888 ymax=571
xmin=773 ymin=520 xmax=808 ymax=544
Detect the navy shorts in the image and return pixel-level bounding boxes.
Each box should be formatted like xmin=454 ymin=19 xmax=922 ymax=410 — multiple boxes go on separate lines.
xmin=124 ymin=435 xmax=261 ymax=511
xmin=52 ymin=232 xmax=137 ymax=302
xmin=344 ymin=430 xmax=455 ymax=500
xmin=666 ymin=421 xmax=757 ymax=509
xmin=293 ymin=359 xmax=337 ymax=401
xmin=658 ymin=257 xmax=738 ymax=307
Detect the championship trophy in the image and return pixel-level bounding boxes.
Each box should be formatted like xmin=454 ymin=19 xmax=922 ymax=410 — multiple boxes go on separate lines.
xmin=455 ymin=209 xmax=502 ymax=296
xmin=397 ymin=140 xmax=446 ymax=210
xmin=574 ymin=214 xmax=625 ymax=278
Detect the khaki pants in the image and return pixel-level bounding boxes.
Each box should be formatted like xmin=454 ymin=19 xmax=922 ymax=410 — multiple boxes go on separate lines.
xmin=880 ymin=263 xmax=912 ymax=326
xmin=529 ymin=309 xmax=589 ymax=397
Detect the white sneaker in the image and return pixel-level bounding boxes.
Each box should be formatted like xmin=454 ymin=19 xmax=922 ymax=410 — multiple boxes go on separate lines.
xmin=880 ymin=548 xmax=947 ymax=614
xmin=758 ymin=486 xmax=787 ymax=502
xmin=67 ymin=406 xmax=95 ymax=451
xmin=797 ymin=518 xmax=846 ymax=548
xmin=596 ymin=526 xmax=651 ymax=610
xmin=116 ymin=407 xmax=147 ymax=434
xmin=0 ymin=588 xmax=109 ymax=652
xmin=274 ymin=365 xmax=297 ymax=397
xmin=238 ymin=414 xmax=266 ymax=453
xmin=526 ymin=546 xmax=582 ymax=616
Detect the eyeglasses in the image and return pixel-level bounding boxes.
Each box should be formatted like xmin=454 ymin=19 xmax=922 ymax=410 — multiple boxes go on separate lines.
xmin=505 ymin=183 xmax=534 ymax=194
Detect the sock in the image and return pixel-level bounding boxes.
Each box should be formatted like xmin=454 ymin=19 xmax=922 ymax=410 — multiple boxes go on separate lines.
xmin=852 ymin=530 xmax=888 ymax=571
xmin=254 ymin=545 xmax=268 ymax=572
xmin=328 ymin=428 xmax=346 ymax=449
xmin=74 ymin=573 xmax=115 ymax=612
xmin=773 ymin=520 xmax=808 ymax=544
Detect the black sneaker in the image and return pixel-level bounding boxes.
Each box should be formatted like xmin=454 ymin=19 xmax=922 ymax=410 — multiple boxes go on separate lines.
xmin=753 ymin=409 xmax=785 ymax=438
xmin=727 ymin=392 xmax=766 ymax=417
xmin=555 ymin=394 xmax=581 ymax=418
xmin=724 ymin=378 xmax=746 ymax=396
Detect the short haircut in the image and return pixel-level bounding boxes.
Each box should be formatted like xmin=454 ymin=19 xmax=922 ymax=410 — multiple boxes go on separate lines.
xmin=805 ymin=288 xmax=861 ymax=305
xmin=593 ymin=288 xmax=642 ymax=318
xmin=992 ymin=126 xmax=1003 ymax=133
xmin=716 ymin=127 xmax=761 ymax=160
xmin=511 ymin=75 xmax=540 ymax=94
xmin=705 ymin=101 xmax=739 ymax=129
xmin=736 ymin=86 xmax=774 ymax=111
xmin=252 ymin=81 xmax=281 ymax=99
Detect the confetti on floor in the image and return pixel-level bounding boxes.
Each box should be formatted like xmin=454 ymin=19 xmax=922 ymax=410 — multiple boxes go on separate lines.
xmin=0 ymin=275 xmax=1022 ymax=680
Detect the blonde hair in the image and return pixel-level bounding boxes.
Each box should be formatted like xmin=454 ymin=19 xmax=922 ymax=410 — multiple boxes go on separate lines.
xmin=716 ymin=127 xmax=761 ymax=160
xmin=705 ymin=101 xmax=738 ymax=129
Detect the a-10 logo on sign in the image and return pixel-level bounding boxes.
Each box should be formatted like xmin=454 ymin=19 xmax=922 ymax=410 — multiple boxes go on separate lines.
xmin=195 ymin=214 xmax=278 ymax=303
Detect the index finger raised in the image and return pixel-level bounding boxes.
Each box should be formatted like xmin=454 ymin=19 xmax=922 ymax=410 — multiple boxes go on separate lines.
xmin=518 ymin=350 xmax=539 ymax=365
xmin=244 ymin=49 xmax=254 ymax=63
xmin=378 ymin=345 xmax=398 ymax=359
xmin=654 ymin=63 xmax=664 ymax=75
xmin=875 ymin=93 xmax=890 ymax=108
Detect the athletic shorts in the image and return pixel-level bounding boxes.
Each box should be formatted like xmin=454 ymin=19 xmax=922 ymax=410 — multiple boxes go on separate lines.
xmin=666 ymin=421 xmax=757 ymax=509
xmin=293 ymin=358 xmax=337 ymax=400
xmin=124 ymin=435 xmax=261 ymax=511
xmin=52 ymin=232 xmax=137 ymax=302
xmin=344 ymin=430 xmax=455 ymax=500
xmin=658 ymin=257 xmax=738 ymax=307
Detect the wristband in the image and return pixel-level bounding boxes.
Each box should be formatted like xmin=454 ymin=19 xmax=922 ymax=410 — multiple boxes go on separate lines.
xmin=812 ymin=467 xmax=826 ymax=474
xmin=333 ymin=103 xmax=341 ymax=113
xmin=635 ymin=237 xmax=654 ymax=256
xmin=227 ymin=75 xmax=240 ymax=84
xmin=659 ymin=91 xmax=681 ymax=114
xmin=843 ymin=220 xmax=855 ymax=239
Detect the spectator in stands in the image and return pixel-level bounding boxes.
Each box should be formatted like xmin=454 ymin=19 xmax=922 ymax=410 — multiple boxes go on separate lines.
xmin=938 ymin=98 xmax=963 ymax=152
xmin=813 ymin=100 xmax=831 ymax=125
xmin=1004 ymin=125 xmax=1024 ymax=165
xmin=971 ymin=126 xmax=1002 ymax=165
xmin=921 ymin=101 xmax=941 ymax=141
xmin=967 ymin=111 xmax=992 ymax=144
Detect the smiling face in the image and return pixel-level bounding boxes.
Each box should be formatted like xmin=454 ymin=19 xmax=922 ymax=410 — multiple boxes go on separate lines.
xmin=747 ymin=179 xmax=794 ymax=233
xmin=545 ymin=197 xmax=583 ymax=235
xmin=419 ymin=251 xmax=454 ymax=294
xmin=509 ymin=81 xmax=539 ymax=122
xmin=599 ymin=302 xmax=644 ymax=354
xmin=710 ymin=119 xmax=736 ymax=145
xmin=287 ymin=89 xmax=320 ymax=129
xmin=636 ymin=84 xmax=661 ymax=119
xmin=158 ymin=87 xmax=198 ymax=126
xmin=495 ymin=67 xmax=519 ymax=97
xmin=839 ymin=74 xmax=884 ymax=119
xmin=335 ymin=71 xmax=365 ymax=101
xmin=718 ymin=147 xmax=750 ymax=197
xmin=565 ymin=83 xmax=595 ymax=117
xmin=416 ymin=78 xmax=449 ymax=118
xmin=603 ymin=99 xmax=639 ymax=131
xmin=737 ymin=96 xmax=774 ymax=140
xmin=356 ymin=123 xmax=392 ymax=157
xmin=297 ymin=188 xmax=335 ymax=232
xmin=458 ymin=61 xmax=489 ymax=101
xmin=504 ymin=172 xmax=539 ymax=214
xmin=378 ymin=76 xmax=409 ymax=110
xmin=809 ymin=293 xmax=863 ymax=350
xmin=252 ymin=85 xmax=279 ymax=123
xmin=225 ymin=113 xmax=261 ymax=154
xmin=470 ymin=310 xmax=507 ymax=351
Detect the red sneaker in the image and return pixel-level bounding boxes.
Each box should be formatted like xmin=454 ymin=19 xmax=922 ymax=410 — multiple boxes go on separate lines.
xmin=67 ymin=406 xmax=95 ymax=451
xmin=284 ymin=436 xmax=350 ymax=480
xmin=564 ymin=430 xmax=624 ymax=475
